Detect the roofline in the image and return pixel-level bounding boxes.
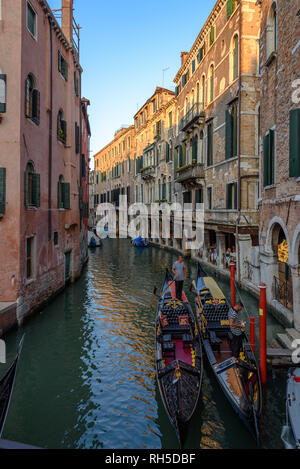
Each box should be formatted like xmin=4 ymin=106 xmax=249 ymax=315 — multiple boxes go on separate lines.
xmin=94 ymin=125 xmax=134 ymax=158
xmin=134 ymin=87 xmax=175 ymax=119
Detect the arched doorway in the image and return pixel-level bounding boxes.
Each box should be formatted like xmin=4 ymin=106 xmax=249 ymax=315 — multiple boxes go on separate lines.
xmin=271 ymin=224 xmax=293 ymax=310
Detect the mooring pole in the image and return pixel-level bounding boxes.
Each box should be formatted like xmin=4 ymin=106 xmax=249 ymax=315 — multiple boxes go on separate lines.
xmin=259 ymin=283 xmax=267 ymax=386
xmin=250 ymin=316 xmax=255 ymax=353
xmin=230 ymin=262 xmax=236 ymax=307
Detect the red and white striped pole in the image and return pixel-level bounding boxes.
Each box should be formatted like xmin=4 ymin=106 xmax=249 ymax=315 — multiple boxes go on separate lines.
xmin=259 ymin=283 xmax=267 ymax=386
xmin=230 ymin=262 xmax=236 ymax=307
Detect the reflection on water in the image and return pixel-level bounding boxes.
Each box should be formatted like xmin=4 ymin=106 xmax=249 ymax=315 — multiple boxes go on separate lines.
xmin=2 ymin=239 xmax=286 ymax=449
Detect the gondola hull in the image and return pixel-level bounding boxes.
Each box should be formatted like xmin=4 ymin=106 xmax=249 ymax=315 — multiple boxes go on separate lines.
xmin=155 ymin=270 xmax=203 ymax=446
xmin=194 ymin=264 xmax=262 ymax=444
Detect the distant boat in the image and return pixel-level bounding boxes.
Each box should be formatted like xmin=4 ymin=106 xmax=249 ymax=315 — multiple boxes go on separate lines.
xmin=88 ymin=231 xmax=102 ymax=248
xmin=132 ymin=237 xmax=149 ymax=248
xmin=281 ymin=368 xmax=300 ymax=449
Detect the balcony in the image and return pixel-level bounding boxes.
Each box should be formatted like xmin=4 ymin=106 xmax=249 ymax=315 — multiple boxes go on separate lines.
xmin=175 ymin=162 xmax=204 ymax=184
xmin=179 ymin=103 xmax=205 ymax=133
xmin=140 ymin=166 xmax=155 ymax=181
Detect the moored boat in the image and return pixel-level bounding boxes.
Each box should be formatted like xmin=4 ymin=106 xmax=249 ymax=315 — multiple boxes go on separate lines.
xmin=0 ymin=336 xmax=24 ymax=438
xmin=155 ymin=269 xmax=203 ymax=446
xmin=282 ymin=368 xmax=300 ymax=449
xmin=193 ymin=264 xmax=262 ymax=444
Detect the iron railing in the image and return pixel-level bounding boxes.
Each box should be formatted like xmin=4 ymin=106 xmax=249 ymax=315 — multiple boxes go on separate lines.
xmin=273 ymin=276 xmax=293 ymax=311
xmin=179 ymin=102 xmax=205 ymax=132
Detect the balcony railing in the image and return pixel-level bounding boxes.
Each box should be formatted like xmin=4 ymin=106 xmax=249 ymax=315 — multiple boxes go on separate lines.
xmin=140 ymin=166 xmax=155 ymax=180
xmin=175 ymin=162 xmax=204 ymax=184
xmin=179 ymin=102 xmax=205 ymax=132
xmin=273 ymin=276 xmax=293 ymax=311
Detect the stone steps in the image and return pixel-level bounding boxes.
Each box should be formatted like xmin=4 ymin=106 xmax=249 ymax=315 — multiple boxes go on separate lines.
xmin=276 ymin=333 xmax=294 ymax=350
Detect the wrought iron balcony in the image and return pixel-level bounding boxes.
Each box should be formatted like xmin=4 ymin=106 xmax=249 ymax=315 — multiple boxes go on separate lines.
xmin=141 ymin=166 xmax=155 ymax=180
xmin=179 ymin=103 xmax=205 ymax=133
xmin=175 ymin=162 xmax=204 ymax=184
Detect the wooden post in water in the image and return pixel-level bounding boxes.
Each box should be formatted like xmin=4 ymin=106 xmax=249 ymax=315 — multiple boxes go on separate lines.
xmin=259 ymin=283 xmax=267 ymax=386
xmin=250 ymin=316 xmax=255 ymax=353
xmin=230 ymin=262 xmax=236 ymax=307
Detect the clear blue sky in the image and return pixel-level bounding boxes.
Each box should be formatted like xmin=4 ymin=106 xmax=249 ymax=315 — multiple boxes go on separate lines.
xmin=48 ymin=0 xmax=216 ymax=160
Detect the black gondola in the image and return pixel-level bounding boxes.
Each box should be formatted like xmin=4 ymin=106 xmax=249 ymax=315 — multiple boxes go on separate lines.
xmin=0 ymin=336 xmax=24 ymax=438
xmin=155 ymin=269 xmax=203 ymax=446
xmin=193 ymin=264 xmax=262 ymax=444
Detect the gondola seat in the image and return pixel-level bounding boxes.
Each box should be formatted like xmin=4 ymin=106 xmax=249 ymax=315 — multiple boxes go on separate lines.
xmin=162 ymin=341 xmax=175 ymax=358
xmin=209 ymin=330 xmax=222 ymax=352
xmin=162 ymin=334 xmax=172 ymax=343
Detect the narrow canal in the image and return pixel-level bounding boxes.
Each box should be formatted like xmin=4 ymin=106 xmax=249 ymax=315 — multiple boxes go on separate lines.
xmin=2 ymin=239 xmax=287 ymax=449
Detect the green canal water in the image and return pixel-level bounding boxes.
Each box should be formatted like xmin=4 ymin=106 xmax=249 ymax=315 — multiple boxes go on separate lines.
xmin=2 ymin=239 xmax=288 ymax=449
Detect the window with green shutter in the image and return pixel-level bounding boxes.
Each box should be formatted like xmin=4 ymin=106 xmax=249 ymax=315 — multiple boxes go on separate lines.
xmin=196 ymin=187 xmax=203 ymax=204
xmin=209 ymin=26 xmax=215 ymax=46
xmin=207 ymin=122 xmax=213 ymax=166
xmin=263 ymin=129 xmax=275 ymax=187
xmin=25 ymin=163 xmax=40 ymax=208
xmin=226 ymin=182 xmax=237 ymax=209
xmin=0 ymin=168 xmax=6 ymax=215
xmin=0 ymin=75 xmax=7 ymax=113
xmin=75 ymin=123 xmax=80 ymax=154
xmin=74 ymin=72 xmax=79 ymax=97
xmin=227 ymin=0 xmax=236 ymax=19
xmin=225 ymin=103 xmax=238 ymax=159
xmin=289 ymin=109 xmax=300 ymax=177
xmin=192 ymin=60 xmax=196 ymax=74
xmin=62 ymin=182 xmax=70 ymax=209
xmin=58 ymin=52 xmax=68 ymax=81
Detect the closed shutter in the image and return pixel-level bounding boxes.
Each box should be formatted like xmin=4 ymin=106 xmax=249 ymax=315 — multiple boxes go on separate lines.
xmin=166 ymin=142 xmax=169 ymax=162
xmin=32 ymin=89 xmax=40 ymax=125
xmin=0 ymin=74 xmax=7 ymax=113
xmin=289 ymin=109 xmax=300 ymax=177
xmin=31 ymin=173 xmax=40 ymax=207
xmin=263 ymin=133 xmax=271 ymax=187
xmin=227 ymin=0 xmax=232 ymax=19
xmin=174 ymin=149 xmax=178 ymax=178
xmin=79 ymin=186 xmax=83 ymax=210
xmin=196 ymin=188 xmax=203 ymax=204
xmin=225 ymin=110 xmax=233 ymax=159
xmin=75 ymin=123 xmax=80 ymax=153
xmin=24 ymin=171 xmax=29 ymax=208
xmin=0 ymin=168 xmax=6 ymax=214
xmin=210 ymin=26 xmax=215 ymax=46
xmin=226 ymin=183 xmax=232 ymax=209
xmin=234 ymin=182 xmax=238 ymax=209
xmin=62 ymin=182 xmax=70 ymax=209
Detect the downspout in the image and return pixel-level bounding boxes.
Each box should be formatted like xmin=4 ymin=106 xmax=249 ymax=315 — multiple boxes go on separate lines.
xmin=236 ymin=2 xmax=242 ymax=285
xmin=48 ymin=16 xmax=53 ymax=241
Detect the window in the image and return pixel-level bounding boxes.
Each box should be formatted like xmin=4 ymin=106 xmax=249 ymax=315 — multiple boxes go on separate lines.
xmin=226 ymin=182 xmax=238 ymax=209
xmin=225 ymin=101 xmax=238 ymax=159
xmin=58 ymin=51 xmax=68 ymax=81
xmin=26 ymin=236 xmax=35 ymax=279
xmin=227 ymin=0 xmax=237 ymax=20
xmin=198 ymin=44 xmax=205 ymax=63
xmin=27 ymin=2 xmax=37 ymax=38
xmin=25 ymin=74 xmax=40 ymax=124
xmin=207 ymin=187 xmax=213 ymax=209
xmin=74 ymin=72 xmax=79 ymax=97
xmin=25 ymin=162 xmax=40 ymax=208
xmin=201 ymin=75 xmax=206 ymax=107
xmin=232 ymin=35 xmax=239 ymax=80
xmin=58 ymin=175 xmax=70 ymax=209
xmin=57 ymin=110 xmax=67 ymax=144
xmin=289 ymin=109 xmax=300 ymax=177
xmin=263 ymin=129 xmax=275 ymax=187
xmin=168 ymin=111 xmax=173 ymax=128
xmin=0 ymin=74 xmax=7 ymax=113
xmin=196 ymin=187 xmax=203 ymax=204
xmin=266 ymin=2 xmax=277 ymax=61
xmin=183 ymin=191 xmax=191 ymax=204
xmin=54 ymin=232 xmax=58 ymax=246
xmin=208 ymin=65 xmax=214 ymax=102
xmin=207 ymin=122 xmax=213 ymax=166
xmin=209 ymin=26 xmax=215 ymax=47
xmin=153 ymin=100 xmax=156 ymax=114
xmin=166 ymin=142 xmax=170 ymax=162
xmin=192 ymin=59 xmax=196 ymax=74
xmin=0 ymin=167 xmax=6 ymax=215
xmin=75 ymin=122 xmax=80 ymax=153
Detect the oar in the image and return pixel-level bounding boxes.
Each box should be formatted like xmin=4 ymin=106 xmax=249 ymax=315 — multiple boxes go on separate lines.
xmin=150 ymin=278 xmax=176 ymax=307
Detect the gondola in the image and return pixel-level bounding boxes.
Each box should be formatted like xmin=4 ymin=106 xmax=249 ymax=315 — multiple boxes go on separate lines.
xmin=0 ymin=336 xmax=24 ymax=438
xmin=193 ymin=264 xmax=262 ymax=444
xmin=282 ymin=368 xmax=300 ymax=449
xmin=155 ymin=269 xmax=203 ymax=446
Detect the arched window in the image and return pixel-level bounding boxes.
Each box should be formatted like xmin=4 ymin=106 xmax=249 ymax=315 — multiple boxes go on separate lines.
xmin=208 ymin=65 xmax=214 ymax=103
xmin=57 ymin=109 xmax=66 ymax=144
xmin=25 ymin=74 xmax=40 ymax=124
xmin=232 ymin=34 xmax=239 ymax=80
xmin=201 ymin=74 xmax=206 ymax=107
xmin=196 ymin=82 xmax=200 ymax=106
xmin=25 ymin=161 xmax=40 ymax=208
xmin=266 ymin=2 xmax=277 ymax=59
xmin=199 ymin=131 xmax=204 ymax=164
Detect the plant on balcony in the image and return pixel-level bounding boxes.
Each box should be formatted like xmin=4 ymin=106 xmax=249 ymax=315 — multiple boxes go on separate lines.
xmin=176 ymin=163 xmax=193 ymax=173
xmin=140 ymin=166 xmax=152 ymax=173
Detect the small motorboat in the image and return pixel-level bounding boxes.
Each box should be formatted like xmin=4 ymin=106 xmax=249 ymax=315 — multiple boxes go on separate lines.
xmin=281 ymin=368 xmax=300 ymax=449
xmin=88 ymin=231 xmax=102 ymax=248
xmin=155 ymin=269 xmax=203 ymax=446
xmin=132 ymin=237 xmax=149 ymax=248
xmin=193 ymin=264 xmax=262 ymax=444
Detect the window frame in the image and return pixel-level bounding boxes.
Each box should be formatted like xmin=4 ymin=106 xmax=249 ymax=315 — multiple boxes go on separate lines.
xmin=26 ymin=1 xmax=38 ymax=40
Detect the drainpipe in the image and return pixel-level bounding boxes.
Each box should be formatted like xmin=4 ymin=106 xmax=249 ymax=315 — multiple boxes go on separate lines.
xmin=236 ymin=2 xmax=242 ymax=285
xmin=48 ymin=17 xmax=53 ymax=241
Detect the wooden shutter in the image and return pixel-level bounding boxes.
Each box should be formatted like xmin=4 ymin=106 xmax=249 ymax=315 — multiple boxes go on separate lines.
xmin=210 ymin=26 xmax=215 ymax=46
xmin=75 ymin=123 xmax=80 ymax=153
xmin=79 ymin=186 xmax=83 ymax=210
xmin=227 ymin=0 xmax=232 ymax=19
xmin=263 ymin=133 xmax=271 ymax=187
xmin=62 ymin=182 xmax=70 ymax=209
xmin=234 ymin=181 xmax=238 ymax=209
xmin=166 ymin=142 xmax=169 ymax=162
xmin=225 ymin=110 xmax=233 ymax=159
xmin=0 ymin=74 xmax=7 ymax=113
xmin=32 ymin=89 xmax=40 ymax=125
xmin=289 ymin=109 xmax=300 ymax=177
xmin=226 ymin=184 xmax=232 ymax=209
xmin=31 ymin=173 xmax=40 ymax=207
xmin=24 ymin=170 xmax=29 ymax=208
xmin=0 ymin=168 xmax=6 ymax=214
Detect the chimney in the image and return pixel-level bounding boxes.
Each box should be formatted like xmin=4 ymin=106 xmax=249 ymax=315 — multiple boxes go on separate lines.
xmin=61 ymin=0 xmax=73 ymax=44
xmin=181 ymin=52 xmax=188 ymax=66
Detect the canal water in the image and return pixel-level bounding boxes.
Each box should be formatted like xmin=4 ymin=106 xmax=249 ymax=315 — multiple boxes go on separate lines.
xmin=2 ymin=239 xmax=287 ymax=449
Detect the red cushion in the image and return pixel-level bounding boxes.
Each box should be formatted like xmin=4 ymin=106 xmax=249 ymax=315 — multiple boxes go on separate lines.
xmin=293 ymin=374 xmax=300 ymax=383
xmin=179 ymin=315 xmax=189 ymax=326
xmin=160 ymin=315 xmax=169 ymax=328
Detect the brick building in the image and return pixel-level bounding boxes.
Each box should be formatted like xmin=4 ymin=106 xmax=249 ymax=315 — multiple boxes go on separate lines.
xmin=0 ymin=0 xmax=87 ymax=334
xmin=258 ymin=0 xmax=300 ymax=331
